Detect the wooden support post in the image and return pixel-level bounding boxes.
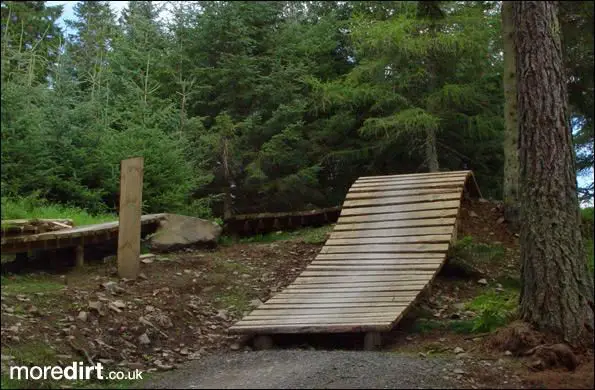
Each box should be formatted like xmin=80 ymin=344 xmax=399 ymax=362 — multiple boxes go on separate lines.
xmin=117 ymin=157 xmax=144 ymax=280
xmin=75 ymin=245 xmax=84 ymax=268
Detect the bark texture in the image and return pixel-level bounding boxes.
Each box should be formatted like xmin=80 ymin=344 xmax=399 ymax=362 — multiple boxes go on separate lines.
xmin=426 ymin=128 xmax=439 ymax=172
xmin=502 ymin=1 xmax=520 ymax=231
xmin=513 ymin=1 xmax=594 ymax=344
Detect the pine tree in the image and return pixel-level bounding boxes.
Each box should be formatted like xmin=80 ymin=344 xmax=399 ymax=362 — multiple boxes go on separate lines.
xmin=514 ymin=0 xmax=594 ymax=344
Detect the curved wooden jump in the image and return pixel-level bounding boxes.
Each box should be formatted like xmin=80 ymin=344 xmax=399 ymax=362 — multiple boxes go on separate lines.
xmin=228 ymin=171 xmax=480 ymax=335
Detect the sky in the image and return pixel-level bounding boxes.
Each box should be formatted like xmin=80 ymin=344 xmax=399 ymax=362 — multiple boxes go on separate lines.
xmin=46 ymin=1 xmax=128 ymax=29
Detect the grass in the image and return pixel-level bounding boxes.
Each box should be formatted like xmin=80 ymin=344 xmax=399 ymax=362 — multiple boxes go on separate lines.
xmin=1 ymin=195 xmax=115 ymax=227
xmin=452 ymin=235 xmax=505 ymax=263
xmin=0 ymin=274 xmax=64 ymax=294
xmin=220 ymin=224 xmax=333 ymax=246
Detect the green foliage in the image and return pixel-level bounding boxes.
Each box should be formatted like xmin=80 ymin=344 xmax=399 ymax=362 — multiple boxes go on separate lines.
xmin=466 ymin=288 xmax=519 ymax=333
xmin=1 ymin=194 xmax=115 ymax=226
xmin=0 ymin=0 xmax=592 ymax=218
xmin=221 ymin=224 xmax=333 ymax=245
xmin=452 ymin=235 xmax=505 ymax=264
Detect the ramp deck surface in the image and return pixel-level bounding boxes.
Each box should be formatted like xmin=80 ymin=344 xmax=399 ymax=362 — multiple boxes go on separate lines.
xmin=228 ymin=171 xmax=479 ymax=335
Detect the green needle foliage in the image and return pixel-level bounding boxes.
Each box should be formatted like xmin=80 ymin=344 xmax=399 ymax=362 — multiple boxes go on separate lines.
xmin=0 ymin=1 xmax=592 ymax=217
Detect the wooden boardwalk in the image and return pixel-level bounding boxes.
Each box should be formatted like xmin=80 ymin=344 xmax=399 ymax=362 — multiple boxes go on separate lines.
xmin=228 ymin=170 xmax=480 ymax=337
xmin=1 ymin=214 xmax=166 ymax=254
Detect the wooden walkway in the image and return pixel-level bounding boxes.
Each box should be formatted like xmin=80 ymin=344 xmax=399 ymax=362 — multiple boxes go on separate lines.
xmin=1 ymin=214 xmax=166 ymax=254
xmin=228 ymin=170 xmax=480 ymax=337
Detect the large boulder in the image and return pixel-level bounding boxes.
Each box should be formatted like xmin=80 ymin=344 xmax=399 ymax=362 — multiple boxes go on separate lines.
xmin=147 ymin=214 xmax=222 ymax=252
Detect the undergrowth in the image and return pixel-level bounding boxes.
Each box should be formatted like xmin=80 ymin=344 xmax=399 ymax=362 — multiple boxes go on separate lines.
xmin=1 ymin=194 xmax=115 ymax=226
xmin=220 ymin=224 xmax=333 ymax=245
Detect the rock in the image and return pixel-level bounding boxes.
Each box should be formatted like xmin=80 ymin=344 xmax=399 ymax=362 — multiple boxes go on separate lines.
xmin=77 ymin=311 xmax=88 ymax=322
xmin=477 ymin=278 xmax=488 ymax=285
xmin=453 ymin=368 xmax=466 ymax=375
xmin=216 ymin=309 xmax=229 ymax=321
xmin=179 ymin=348 xmax=189 ymax=355
xmin=138 ymin=333 xmax=151 ymax=345
xmin=153 ymin=360 xmax=174 ymax=371
xmin=101 ymin=281 xmax=119 ymax=294
xmin=112 ymin=300 xmax=126 ymax=309
xmin=128 ymin=362 xmax=144 ymax=370
xmin=478 ymin=198 xmax=489 ymax=203
xmin=249 ymin=298 xmax=263 ymax=308
xmin=230 ymin=343 xmax=241 ymax=351
xmin=454 ymin=347 xmax=465 ymax=354
xmin=469 ymin=211 xmax=479 ymax=218
xmin=139 ymin=272 xmax=148 ymax=280
xmin=27 ymin=305 xmax=39 ymax=315
xmin=141 ymin=258 xmax=154 ymax=264
xmin=88 ymin=301 xmax=103 ymax=313
xmin=504 ymin=350 xmax=513 ymax=356
xmin=497 ymin=217 xmax=506 ymax=224
xmin=147 ymin=214 xmax=222 ymax=252
xmin=145 ymin=305 xmax=155 ymax=313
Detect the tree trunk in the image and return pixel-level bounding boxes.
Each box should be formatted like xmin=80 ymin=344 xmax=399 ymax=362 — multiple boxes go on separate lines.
xmin=502 ymin=1 xmax=520 ymax=231
xmin=425 ymin=128 xmax=439 ymax=172
xmin=513 ymin=1 xmax=594 ymax=344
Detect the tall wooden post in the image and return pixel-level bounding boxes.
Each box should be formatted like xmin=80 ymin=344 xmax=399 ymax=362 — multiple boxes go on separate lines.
xmin=117 ymin=157 xmax=144 ymax=279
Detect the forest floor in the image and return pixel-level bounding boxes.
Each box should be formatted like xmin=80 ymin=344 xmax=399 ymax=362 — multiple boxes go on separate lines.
xmin=1 ymin=199 xmax=593 ymax=389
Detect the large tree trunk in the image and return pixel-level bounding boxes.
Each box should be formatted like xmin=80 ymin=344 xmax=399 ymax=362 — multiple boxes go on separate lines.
xmin=501 ymin=1 xmax=520 ymax=231
xmin=513 ymin=1 xmax=594 ymax=344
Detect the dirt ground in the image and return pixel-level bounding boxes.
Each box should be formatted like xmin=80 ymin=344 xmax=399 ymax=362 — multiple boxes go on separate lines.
xmin=1 ymin=198 xmax=593 ymax=389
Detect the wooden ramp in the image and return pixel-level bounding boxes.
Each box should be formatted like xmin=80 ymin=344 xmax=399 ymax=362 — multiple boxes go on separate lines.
xmin=228 ymin=170 xmax=480 ymax=336
xmin=1 ymin=214 xmax=166 ymax=254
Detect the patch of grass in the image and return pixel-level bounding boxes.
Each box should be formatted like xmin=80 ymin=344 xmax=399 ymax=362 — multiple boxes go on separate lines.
xmin=220 ymin=225 xmax=333 ymax=245
xmin=451 ymin=235 xmax=505 ymax=267
xmin=214 ymin=287 xmax=252 ymax=315
xmin=1 ymin=195 xmax=115 ymax=227
xmin=410 ymin=318 xmax=475 ymax=335
xmin=0 ymin=274 xmax=64 ymax=294
xmin=466 ymin=288 xmax=518 ymax=333
xmin=495 ymin=275 xmax=521 ymax=290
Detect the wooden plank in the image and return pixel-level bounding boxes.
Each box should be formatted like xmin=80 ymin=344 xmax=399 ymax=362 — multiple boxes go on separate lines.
xmin=351 ymin=177 xmax=465 ymax=188
xmin=356 ymin=173 xmax=468 ymax=185
xmin=292 ymin=275 xmax=433 ymax=285
xmin=330 ymin=225 xmax=453 ymax=238
xmin=342 ymin=192 xmax=461 ymax=209
xmin=315 ymin=253 xmax=445 ymax=260
xmin=266 ymin=296 xmax=416 ymax=304
xmin=306 ymin=265 xmax=440 ymax=271
xmin=345 ymin=187 xmax=463 ymax=200
xmin=325 ymin=234 xmax=451 ymax=246
xmin=336 ymin=209 xmax=459 ymax=224
xmin=242 ymin=312 xmax=402 ymax=320
xmin=339 ymin=200 xmax=461 ymax=217
xmin=271 ymin=291 xmax=420 ymax=299
xmin=251 ymin=304 xmax=406 ymax=312
xmin=301 ymin=270 xmax=436 ymax=277
xmin=348 ymin=182 xmax=464 ymax=193
xmin=284 ymin=283 xmax=428 ymax=292
xmin=117 ymin=157 xmax=144 ymax=280
xmin=235 ymin=316 xmax=396 ymax=326
xmin=357 ymin=170 xmax=470 ymax=181
xmin=285 ymin=285 xmax=426 ymax=293
xmin=320 ymin=243 xmax=449 ymax=254
xmin=228 ymin=323 xmax=393 ymax=334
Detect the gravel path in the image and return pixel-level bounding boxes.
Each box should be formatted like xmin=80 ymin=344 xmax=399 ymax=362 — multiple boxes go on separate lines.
xmin=142 ymin=350 xmax=465 ymax=389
